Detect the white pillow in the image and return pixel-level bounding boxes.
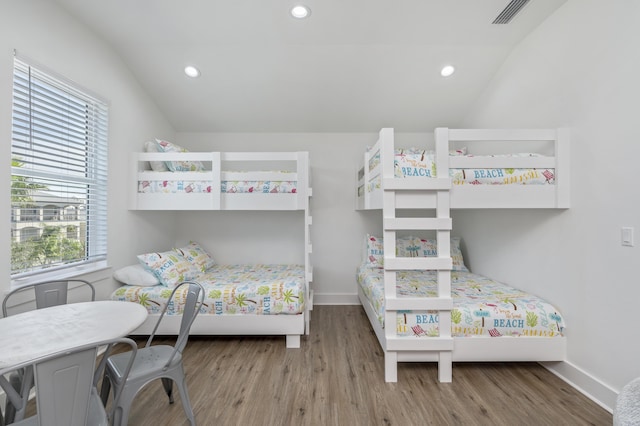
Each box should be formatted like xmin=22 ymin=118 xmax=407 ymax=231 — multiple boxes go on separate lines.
xmin=144 ymin=140 xmax=169 ymax=172
xmin=113 ymin=264 xmax=161 ymax=287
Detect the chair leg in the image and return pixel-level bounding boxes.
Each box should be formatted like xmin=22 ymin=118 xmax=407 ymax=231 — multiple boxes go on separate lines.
xmin=112 ymin=384 xmax=137 ymax=426
xmin=3 ymin=372 xmax=20 ymax=424
xmin=100 ymin=375 xmax=112 ymax=405
xmin=161 ymin=377 xmax=174 ymax=404
xmin=113 ymin=403 xmax=132 ymax=426
xmin=175 ymin=374 xmax=196 ymax=426
xmin=10 ymin=367 xmax=33 ymax=423
xmin=111 ymin=404 xmax=126 ymax=426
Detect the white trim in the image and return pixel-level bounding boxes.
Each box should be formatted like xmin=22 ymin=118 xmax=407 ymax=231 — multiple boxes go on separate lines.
xmin=9 ymin=261 xmax=111 ymax=290
xmin=541 ymin=360 xmax=617 ymax=413
xmin=313 ymin=293 xmax=360 ymax=305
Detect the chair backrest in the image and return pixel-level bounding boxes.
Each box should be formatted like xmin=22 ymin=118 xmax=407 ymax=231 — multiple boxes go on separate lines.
xmin=30 ymin=337 xmax=137 ymax=426
xmin=2 ymin=280 xmax=96 ymax=317
xmin=146 ymin=281 xmax=205 ymax=369
xmin=35 ymin=345 xmax=98 ymax=426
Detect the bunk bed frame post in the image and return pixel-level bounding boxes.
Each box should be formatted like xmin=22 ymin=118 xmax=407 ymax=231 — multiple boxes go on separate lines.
xmin=297 ymin=151 xmax=314 ymax=336
xmin=362 ymin=144 xmax=372 ymax=210
xmin=129 ymin=154 xmax=138 ymax=210
xmin=211 ymin=152 xmax=222 ymax=209
xmin=435 ymin=127 xmax=453 ymax=383
xmin=556 ymin=128 xmax=570 ymax=208
xmin=380 ymin=128 xmax=400 ymax=382
xmin=359 ymin=136 xmax=383 ymax=211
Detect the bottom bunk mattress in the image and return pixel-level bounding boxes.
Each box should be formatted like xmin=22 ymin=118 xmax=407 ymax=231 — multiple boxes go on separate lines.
xmin=112 ymin=264 xmax=305 ymax=316
xmin=356 ymin=265 xmax=564 ymax=338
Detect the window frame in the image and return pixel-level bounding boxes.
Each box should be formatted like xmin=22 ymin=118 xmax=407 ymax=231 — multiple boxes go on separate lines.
xmin=10 ymin=56 xmax=109 ymax=283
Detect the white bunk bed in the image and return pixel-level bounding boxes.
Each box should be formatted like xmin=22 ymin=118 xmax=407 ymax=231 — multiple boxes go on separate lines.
xmin=118 ymin=150 xmax=313 ymax=349
xmin=130 ymin=151 xmax=311 ymax=211
xmin=357 ymin=128 xmax=570 ymax=210
xmin=356 ymin=128 xmax=569 ymax=382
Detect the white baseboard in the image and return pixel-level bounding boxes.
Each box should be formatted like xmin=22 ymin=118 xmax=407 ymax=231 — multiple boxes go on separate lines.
xmin=313 ymin=293 xmax=360 ymax=305
xmin=541 ymin=360 xmax=617 ymax=413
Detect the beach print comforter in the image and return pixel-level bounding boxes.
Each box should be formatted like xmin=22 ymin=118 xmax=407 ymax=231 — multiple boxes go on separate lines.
xmin=357 ymin=265 xmax=564 ymax=338
xmin=112 ymin=264 xmax=305 ymax=315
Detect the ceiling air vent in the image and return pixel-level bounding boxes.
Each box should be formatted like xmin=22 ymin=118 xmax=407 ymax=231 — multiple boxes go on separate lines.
xmin=492 ymin=0 xmax=531 ymax=24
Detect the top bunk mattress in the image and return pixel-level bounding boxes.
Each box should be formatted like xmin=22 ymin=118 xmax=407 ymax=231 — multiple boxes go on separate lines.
xmin=360 ymin=149 xmax=555 ymax=198
xmin=374 ymin=148 xmax=554 ymax=185
xmin=138 ymin=175 xmax=298 ymax=194
xmin=111 ymin=264 xmax=306 ymax=316
xmin=357 ymin=265 xmax=565 ymax=339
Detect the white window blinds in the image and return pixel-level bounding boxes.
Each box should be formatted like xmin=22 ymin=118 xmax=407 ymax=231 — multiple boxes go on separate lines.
xmin=11 ymin=57 xmax=108 ymax=277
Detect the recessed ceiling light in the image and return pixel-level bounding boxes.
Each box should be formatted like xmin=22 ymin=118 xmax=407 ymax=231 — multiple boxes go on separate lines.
xmin=441 ymin=65 xmax=455 ymax=77
xmin=291 ymin=5 xmax=311 ymax=19
xmin=184 ymin=65 xmax=200 ymax=78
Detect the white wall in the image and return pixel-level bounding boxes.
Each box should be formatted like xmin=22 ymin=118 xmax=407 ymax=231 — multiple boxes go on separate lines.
xmin=0 ymin=0 xmax=176 ymax=297
xmin=457 ymin=0 xmax=640 ymax=410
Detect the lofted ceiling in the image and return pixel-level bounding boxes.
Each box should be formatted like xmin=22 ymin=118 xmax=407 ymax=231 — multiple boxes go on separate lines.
xmin=54 ymin=0 xmax=566 ymax=133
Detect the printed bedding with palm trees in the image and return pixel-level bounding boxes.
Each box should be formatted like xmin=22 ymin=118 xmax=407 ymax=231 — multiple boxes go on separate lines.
xmin=112 ymin=264 xmax=305 ymax=315
xmin=357 ymin=266 xmax=564 ymax=338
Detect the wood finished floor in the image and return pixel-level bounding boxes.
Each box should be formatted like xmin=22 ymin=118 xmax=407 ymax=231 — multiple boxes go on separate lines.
xmin=120 ymin=305 xmax=611 ymax=426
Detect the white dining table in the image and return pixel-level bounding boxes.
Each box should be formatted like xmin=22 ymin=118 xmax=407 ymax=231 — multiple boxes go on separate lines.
xmin=0 ymin=300 xmax=148 ymax=375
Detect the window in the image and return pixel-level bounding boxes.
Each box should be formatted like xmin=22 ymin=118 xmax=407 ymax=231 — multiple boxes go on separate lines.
xmin=19 ymin=227 xmax=41 ymax=243
xmin=10 ymin=57 xmax=108 ymax=278
xmin=63 ymin=205 xmax=77 ymax=221
xmin=42 ymin=204 xmax=59 ymax=221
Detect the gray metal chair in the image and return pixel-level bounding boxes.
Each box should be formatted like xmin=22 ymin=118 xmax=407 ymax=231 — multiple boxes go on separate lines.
xmin=1 ymin=279 xmax=96 ymax=423
xmin=2 ymin=279 xmax=96 ymax=317
xmin=100 ymin=281 xmax=205 ymax=426
xmin=9 ymin=337 xmax=137 ymax=426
